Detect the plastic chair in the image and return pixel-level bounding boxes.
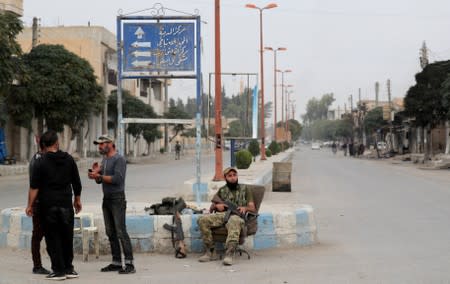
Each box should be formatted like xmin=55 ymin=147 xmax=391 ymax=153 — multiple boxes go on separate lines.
xmin=74 ymin=213 xmax=99 ymax=262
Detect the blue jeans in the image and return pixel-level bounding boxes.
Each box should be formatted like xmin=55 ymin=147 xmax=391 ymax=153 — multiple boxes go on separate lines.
xmin=102 ymin=192 xmax=134 ymax=265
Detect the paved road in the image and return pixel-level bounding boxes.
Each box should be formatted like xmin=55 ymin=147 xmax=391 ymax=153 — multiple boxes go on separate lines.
xmin=2 ymin=146 xmax=450 ymax=283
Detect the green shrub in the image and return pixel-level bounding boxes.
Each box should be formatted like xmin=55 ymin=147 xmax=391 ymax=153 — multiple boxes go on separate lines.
xmin=160 ymin=147 xmax=165 ymax=154
xmin=268 ymin=141 xmax=281 ymax=155
xmin=282 ymin=141 xmax=290 ymax=151
xmin=236 ymin=149 xmax=252 ymax=169
xmin=247 ymin=139 xmax=260 ymax=160
xmin=265 ymin=148 xmax=272 ymax=157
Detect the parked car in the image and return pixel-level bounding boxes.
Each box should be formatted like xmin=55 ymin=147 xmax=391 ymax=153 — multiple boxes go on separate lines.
xmin=311 ymin=143 xmax=321 ymax=150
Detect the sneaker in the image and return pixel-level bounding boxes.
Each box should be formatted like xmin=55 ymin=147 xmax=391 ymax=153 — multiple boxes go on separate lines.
xmin=45 ymin=272 xmax=66 ymax=281
xmin=118 ymin=264 xmax=136 ymax=274
xmin=65 ymin=269 xmax=79 ymax=279
xmin=33 ymin=266 xmax=51 ymax=275
xmin=100 ymin=264 xmax=122 ymax=272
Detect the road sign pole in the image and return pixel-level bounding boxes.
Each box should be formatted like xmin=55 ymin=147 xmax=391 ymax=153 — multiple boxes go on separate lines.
xmin=117 ymin=16 xmax=125 ymax=156
xmin=194 ymin=16 xmax=206 ymax=205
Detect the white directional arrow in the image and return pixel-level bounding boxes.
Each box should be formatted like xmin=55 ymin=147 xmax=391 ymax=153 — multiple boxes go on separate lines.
xmin=132 ymin=51 xmax=152 ymax=57
xmin=131 ymin=41 xmax=151 ymax=48
xmin=134 ymin=27 xmax=145 ymax=39
xmin=131 ymin=60 xmax=152 ymax=67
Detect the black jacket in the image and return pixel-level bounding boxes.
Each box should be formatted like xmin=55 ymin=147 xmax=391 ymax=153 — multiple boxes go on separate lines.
xmin=30 ymin=150 xmax=82 ymax=208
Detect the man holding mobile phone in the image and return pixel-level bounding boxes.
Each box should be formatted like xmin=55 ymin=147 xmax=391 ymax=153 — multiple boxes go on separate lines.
xmin=88 ymin=134 xmax=135 ymax=274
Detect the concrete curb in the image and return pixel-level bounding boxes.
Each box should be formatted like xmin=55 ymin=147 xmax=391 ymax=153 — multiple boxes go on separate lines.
xmin=0 ymin=148 xmax=318 ymax=255
xmin=0 ymin=158 xmax=95 ymax=177
xmin=0 ymin=204 xmax=317 ymax=254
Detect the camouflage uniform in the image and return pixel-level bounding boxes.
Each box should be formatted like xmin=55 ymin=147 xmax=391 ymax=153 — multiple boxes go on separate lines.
xmin=197 ymin=184 xmax=253 ymax=248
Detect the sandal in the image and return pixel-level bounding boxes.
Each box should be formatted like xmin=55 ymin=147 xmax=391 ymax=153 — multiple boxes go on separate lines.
xmin=175 ymin=247 xmax=187 ymax=258
xmin=100 ymin=264 xmax=122 ymax=272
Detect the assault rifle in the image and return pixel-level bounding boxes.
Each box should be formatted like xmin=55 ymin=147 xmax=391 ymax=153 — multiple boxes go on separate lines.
xmin=162 ymin=198 xmax=187 ymax=258
xmin=211 ymin=195 xmax=257 ymax=223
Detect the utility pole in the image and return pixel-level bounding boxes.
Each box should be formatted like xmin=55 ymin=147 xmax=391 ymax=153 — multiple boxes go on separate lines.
xmin=32 ymin=17 xmax=39 ymax=48
xmin=375 ymin=81 xmax=380 ymax=107
xmin=419 ymin=41 xmax=429 ymax=69
xmin=349 ymin=94 xmax=353 ymax=112
xmin=387 ymin=78 xmax=393 ymax=152
xmin=387 ymin=79 xmax=392 ymax=111
xmin=358 ymin=88 xmax=361 ymax=106
xmin=29 ymin=17 xmax=40 ymax=159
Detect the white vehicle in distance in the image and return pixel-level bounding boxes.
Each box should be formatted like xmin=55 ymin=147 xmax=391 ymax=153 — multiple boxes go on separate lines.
xmin=311 ymin=143 xmax=321 ymax=150
xmin=377 ymin=141 xmax=387 ymax=150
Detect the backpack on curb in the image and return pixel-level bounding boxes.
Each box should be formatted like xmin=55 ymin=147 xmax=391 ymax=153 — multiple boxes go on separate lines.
xmin=145 ymin=197 xmax=187 ymax=215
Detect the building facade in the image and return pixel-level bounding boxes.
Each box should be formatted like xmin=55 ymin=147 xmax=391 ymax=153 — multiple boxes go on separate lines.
xmin=0 ymin=0 xmax=22 ymax=16
xmin=7 ymin=24 xmax=168 ymax=161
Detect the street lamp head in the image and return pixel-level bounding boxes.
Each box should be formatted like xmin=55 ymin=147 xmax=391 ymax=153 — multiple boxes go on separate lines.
xmin=277 ymin=47 xmax=287 ymax=51
xmin=264 ymin=3 xmax=278 ymax=9
xmin=276 ymin=69 xmax=292 ymax=73
xmin=246 ymin=3 xmax=278 ymax=10
xmin=245 ymin=3 xmax=258 ymax=9
xmin=264 ymin=46 xmax=274 ymax=51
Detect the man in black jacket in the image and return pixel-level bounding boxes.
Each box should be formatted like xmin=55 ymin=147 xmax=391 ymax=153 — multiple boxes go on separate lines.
xmin=26 ymin=130 xmax=82 ymax=281
xmin=28 ymin=137 xmax=50 ymax=275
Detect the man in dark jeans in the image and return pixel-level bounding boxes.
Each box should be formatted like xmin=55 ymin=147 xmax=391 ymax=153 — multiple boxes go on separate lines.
xmin=26 ymin=130 xmax=82 ymax=280
xmin=88 ymin=134 xmax=135 ymax=274
xmin=28 ymin=137 xmax=50 ymax=275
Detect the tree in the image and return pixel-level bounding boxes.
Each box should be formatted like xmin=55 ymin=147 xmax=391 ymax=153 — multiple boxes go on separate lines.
xmin=335 ymin=114 xmax=353 ymax=139
xmin=287 ymin=119 xmax=302 ymax=141
xmin=0 ymin=11 xmax=23 ymax=96
xmin=21 ymin=44 xmax=104 ymax=137
xmin=6 ymin=44 xmax=103 ymax=153
xmin=363 ymin=107 xmax=386 ymax=138
xmin=405 ymin=60 xmax=450 ymax=157
xmin=108 ymin=91 xmax=159 ymax=145
xmin=404 ymin=61 xmax=449 ymax=128
xmin=163 ymin=106 xmax=191 ymax=142
xmin=303 ymin=93 xmax=335 ymax=123
xmin=143 ymin=128 xmax=162 ymax=154
xmin=227 ymin=120 xmax=244 ymax=137
xmin=247 ymin=139 xmax=260 ymax=160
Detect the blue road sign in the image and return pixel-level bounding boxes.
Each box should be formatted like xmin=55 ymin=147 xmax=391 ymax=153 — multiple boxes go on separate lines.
xmin=122 ymin=22 xmax=195 ymax=74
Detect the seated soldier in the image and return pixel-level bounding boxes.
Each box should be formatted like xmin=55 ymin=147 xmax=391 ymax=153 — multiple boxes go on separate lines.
xmin=197 ymin=167 xmax=256 ymax=266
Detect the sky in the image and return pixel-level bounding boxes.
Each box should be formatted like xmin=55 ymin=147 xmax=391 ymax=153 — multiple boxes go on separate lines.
xmin=21 ymin=0 xmax=450 ymax=122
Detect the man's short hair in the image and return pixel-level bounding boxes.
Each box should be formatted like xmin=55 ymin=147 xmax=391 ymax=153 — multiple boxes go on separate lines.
xmin=40 ymin=130 xmax=58 ymax=148
xmin=38 ymin=137 xmax=45 ymax=151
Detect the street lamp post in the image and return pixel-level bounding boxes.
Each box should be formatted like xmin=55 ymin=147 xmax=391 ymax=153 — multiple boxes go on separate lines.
xmin=276 ymin=69 xmax=292 ymax=131
xmin=264 ymin=46 xmax=286 ymax=142
xmin=284 ymin=86 xmax=293 ymax=139
xmin=246 ymin=2 xmax=278 ymax=160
